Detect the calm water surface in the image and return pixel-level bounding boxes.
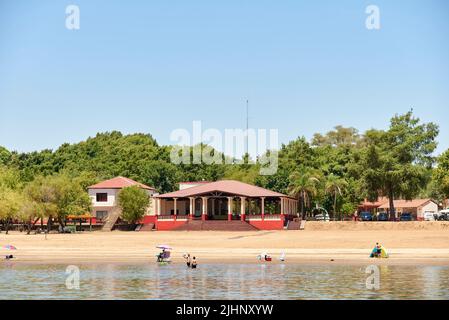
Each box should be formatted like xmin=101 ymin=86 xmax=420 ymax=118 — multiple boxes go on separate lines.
xmin=1 ymin=263 xmax=449 ymax=300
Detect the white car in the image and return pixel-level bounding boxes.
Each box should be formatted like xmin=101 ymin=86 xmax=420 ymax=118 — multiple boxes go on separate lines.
xmin=314 ymin=213 xmax=330 ymax=222
xmin=423 ymin=211 xmax=439 ymax=221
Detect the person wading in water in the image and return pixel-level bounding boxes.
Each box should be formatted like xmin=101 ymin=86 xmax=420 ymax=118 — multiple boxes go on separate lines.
xmin=185 ymin=253 xmax=191 ymax=268
xmin=191 ymin=257 xmax=197 ymax=269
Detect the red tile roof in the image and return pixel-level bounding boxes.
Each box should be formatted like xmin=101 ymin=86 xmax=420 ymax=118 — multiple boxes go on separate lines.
xmin=359 ymin=197 xmax=388 ymax=208
xmin=88 ymin=177 xmax=155 ymax=190
xmin=378 ymin=199 xmax=435 ymax=209
xmin=156 ymin=180 xmax=294 ymax=199
xmin=179 ymin=181 xmax=211 ymax=184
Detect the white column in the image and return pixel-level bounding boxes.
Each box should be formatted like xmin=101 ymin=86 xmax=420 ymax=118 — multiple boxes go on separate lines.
xmin=261 ymin=197 xmax=265 ymax=221
xmin=227 ymin=197 xmax=233 ymax=221
xmin=202 ymin=197 xmax=208 ymax=221
xmin=280 ymin=198 xmax=284 ymax=215
xmin=173 ymin=198 xmax=178 ymax=220
xmin=240 ymin=197 xmax=246 ymax=221
xmin=189 ymin=197 xmax=195 ymax=219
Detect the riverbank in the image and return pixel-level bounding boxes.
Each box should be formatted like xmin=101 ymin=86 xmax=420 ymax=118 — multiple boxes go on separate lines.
xmin=1 ymin=222 xmax=449 ymax=265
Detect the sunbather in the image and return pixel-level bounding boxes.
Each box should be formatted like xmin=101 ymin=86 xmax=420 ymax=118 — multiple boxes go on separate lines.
xmin=370 ymin=243 xmax=388 ymax=258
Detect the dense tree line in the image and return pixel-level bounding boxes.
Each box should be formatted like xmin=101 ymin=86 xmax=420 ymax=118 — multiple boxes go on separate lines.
xmin=0 ymin=111 xmax=448 ymax=228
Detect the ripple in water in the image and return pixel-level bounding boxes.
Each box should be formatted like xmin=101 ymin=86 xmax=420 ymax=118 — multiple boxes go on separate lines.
xmin=1 ymin=263 xmax=449 ymax=300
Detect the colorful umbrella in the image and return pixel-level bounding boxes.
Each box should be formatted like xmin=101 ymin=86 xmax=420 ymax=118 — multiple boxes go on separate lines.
xmin=2 ymin=245 xmax=17 ymax=250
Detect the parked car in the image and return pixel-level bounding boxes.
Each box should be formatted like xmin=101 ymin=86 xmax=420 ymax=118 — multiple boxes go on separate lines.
xmin=423 ymin=211 xmax=438 ymax=221
xmin=360 ymin=212 xmax=373 ymax=221
xmin=314 ymin=213 xmax=330 ymax=221
xmin=438 ymin=209 xmax=449 ymax=221
xmin=399 ymin=213 xmax=413 ymax=221
xmin=377 ymin=212 xmax=389 ymax=221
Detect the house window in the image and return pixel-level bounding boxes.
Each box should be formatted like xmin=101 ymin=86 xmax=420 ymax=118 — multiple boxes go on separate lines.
xmin=96 ymin=193 xmax=108 ymax=202
xmin=96 ymin=211 xmax=108 ymax=221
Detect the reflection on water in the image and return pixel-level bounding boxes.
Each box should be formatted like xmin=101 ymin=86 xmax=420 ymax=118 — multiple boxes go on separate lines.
xmin=1 ymin=263 xmax=449 ymax=300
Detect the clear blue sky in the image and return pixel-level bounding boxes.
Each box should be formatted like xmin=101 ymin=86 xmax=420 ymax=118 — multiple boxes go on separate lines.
xmin=1 ymin=0 xmax=448 ymax=154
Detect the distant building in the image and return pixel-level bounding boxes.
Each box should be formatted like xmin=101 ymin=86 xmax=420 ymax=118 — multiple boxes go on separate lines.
xmin=378 ymin=199 xmax=438 ymax=221
xmin=88 ymin=177 xmax=156 ymax=230
xmin=359 ymin=197 xmax=438 ymax=220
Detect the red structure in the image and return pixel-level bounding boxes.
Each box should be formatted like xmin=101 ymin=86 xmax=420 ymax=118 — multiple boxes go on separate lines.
xmin=153 ymin=180 xmax=298 ymax=231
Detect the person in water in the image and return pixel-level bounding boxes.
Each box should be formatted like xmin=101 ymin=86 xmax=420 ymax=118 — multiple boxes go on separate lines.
xmin=191 ymin=257 xmax=197 ymax=269
xmin=185 ymin=254 xmax=191 ymax=267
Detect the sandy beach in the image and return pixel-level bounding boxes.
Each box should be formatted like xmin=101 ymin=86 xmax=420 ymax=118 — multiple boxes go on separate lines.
xmin=1 ymin=222 xmax=449 ymax=265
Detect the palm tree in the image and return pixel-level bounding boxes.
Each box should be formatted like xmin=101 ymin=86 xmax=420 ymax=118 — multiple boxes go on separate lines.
xmin=288 ymin=167 xmax=321 ymax=219
xmin=325 ymin=174 xmax=347 ymax=221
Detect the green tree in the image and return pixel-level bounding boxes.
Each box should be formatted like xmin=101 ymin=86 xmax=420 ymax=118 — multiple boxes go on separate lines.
xmin=433 ymin=149 xmax=449 ymax=199
xmin=312 ymin=126 xmax=364 ymax=148
xmin=0 ymin=188 xmax=22 ymax=234
xmin=324 ymin=174 xmax=348 ymax=220
xmin=17 ymin=198 xmax=43 ymax=234
xmin=361 ymin=111 xmax=439 ymax=219
xmin=117 ymin=185 xmax=150 ymax=224
xmin=0 ymin=147 xmax=11 ymax=165
xmin=341 ymin=202 xmax=357 ymax=217
xmin=25 ymin=174 xmax=91 ymax=230
xmin=0 ymin=166 xmax=22 ymax=190
xmin=288 ymin=167 xmax=321 ymax=218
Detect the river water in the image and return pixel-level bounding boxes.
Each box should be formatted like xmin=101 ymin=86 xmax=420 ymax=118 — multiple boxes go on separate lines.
xmin=1 ymin=263 xmax=448 ymax=300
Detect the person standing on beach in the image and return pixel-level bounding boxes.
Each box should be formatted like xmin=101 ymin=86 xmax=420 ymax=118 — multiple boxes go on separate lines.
xmin=191 ymin=257 xmax=197 ymax=269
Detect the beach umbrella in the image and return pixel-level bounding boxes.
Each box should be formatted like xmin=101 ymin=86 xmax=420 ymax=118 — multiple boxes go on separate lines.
xmin=2 ymin=245 xmax=17 ymax=250
xmin=156 ymin=245 xmax=172 ymax=250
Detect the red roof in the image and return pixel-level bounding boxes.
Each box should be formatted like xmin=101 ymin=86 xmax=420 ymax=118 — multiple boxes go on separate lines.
xmin=156 ymin=180 xmax=293 ymax=199
xmin=378 ymin=199 xmax=435 ymax=209
xmin=359 ymin=197 xmax=388 ymax=208
xmin=88 ymin=177 xmax=155 ymax=190
xmin=179 ymin=181 xmax=211 ymax=184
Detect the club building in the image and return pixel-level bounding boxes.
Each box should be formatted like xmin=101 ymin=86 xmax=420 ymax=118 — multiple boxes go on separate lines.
xmin=153 ymin=180 xmax=299 ymax=230
xmin=88 ymin=177 xmax=299 ymax=231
